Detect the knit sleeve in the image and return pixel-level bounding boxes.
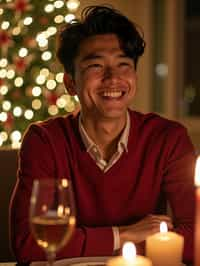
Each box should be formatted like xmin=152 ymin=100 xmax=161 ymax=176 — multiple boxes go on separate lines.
xmin=9 ymin=123 xmax=114 ymax=263
xmin=163 ymin=124 xmax=196 ymax=264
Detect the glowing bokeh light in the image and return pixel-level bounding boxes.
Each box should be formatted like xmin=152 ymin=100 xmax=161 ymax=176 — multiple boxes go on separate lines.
xmin=24 ymin=17 xmax=33 ymax=26
xmin=2 ymin=100 xmax=11 ymax=111
xmin=66 ymin=0 xmax=80 ymax=12
xmin=48 ymin=105 xmax=58 ymax=115
xmin=32 ymin=99 xmax=42 ymax=110
xmin=14 ymin=77 xmax=24 ymax=87
xmin=41 ymin=51 xmax=52 ymax=61
xmin=24 ymin=109 xmax=34 ymax=120
xmin=46 ymin=79 xmax=57 ymax=90
xmin=13 ymin=106 xmax=23 ymax=117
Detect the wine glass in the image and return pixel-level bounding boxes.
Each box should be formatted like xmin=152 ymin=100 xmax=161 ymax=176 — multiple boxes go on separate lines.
xmin=30 ymin=178 xmax=76 ymax=266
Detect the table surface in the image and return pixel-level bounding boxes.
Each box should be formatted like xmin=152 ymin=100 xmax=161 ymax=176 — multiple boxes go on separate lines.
xmin=0 ymin=258 xmax=193 ymax=266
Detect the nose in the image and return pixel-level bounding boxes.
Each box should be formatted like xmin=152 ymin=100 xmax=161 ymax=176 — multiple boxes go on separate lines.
xmin=103 ymin=66 xmax=118 ymax=82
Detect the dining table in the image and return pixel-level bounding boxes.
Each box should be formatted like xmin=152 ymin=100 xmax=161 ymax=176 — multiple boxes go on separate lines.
xmin=0 ymin=257 xmax=193 ymax=266
xmin=0 ymin=257 xmax=111 ymax=266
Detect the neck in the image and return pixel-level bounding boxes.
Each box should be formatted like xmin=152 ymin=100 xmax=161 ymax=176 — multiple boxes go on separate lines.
xmin=82 ymin=114 xmax=127 ymax=161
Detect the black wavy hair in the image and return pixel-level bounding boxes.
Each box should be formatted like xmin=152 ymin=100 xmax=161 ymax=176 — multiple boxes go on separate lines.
xmin=57 ymin=5 xmax=145 ymax=76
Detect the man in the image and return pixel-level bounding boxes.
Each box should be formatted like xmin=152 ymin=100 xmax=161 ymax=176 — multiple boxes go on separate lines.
xmin=10 ymin=5 xmax=195 ymax=264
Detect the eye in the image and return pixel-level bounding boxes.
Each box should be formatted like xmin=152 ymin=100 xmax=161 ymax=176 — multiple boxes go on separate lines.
xmin=87 ymin=63 xmax=102 ymax=68
xmin=118 ymin=62 xmax=132 ymax=67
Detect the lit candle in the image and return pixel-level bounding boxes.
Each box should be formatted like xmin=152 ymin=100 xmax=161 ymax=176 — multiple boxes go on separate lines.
xmin=146 ymin=221 xmax=184 ymax=266
xmin=195 ymin=156 xmax=200 ymax=266
xmin=107 ymin=242 xmax=152 ymax=266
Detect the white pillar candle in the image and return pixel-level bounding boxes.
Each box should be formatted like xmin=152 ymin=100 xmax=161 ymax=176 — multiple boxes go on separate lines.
xmin=146 ymin=221 xmax=184 ymax=266
xmin=107 ymin=242 xmax=152 ymax=266
xmin=195 ymin=156 xmax=200 ymax=266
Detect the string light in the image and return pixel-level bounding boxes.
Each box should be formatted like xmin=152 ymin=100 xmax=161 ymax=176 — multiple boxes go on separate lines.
xmin=61 ymin=94 xmax=71 ymax=105
xmin=32 ymin=86 xmax=42 ymax=97
xmin=56 ymin=97 xmax=66 ymax=108
xmin=1 ymin=21 xmax=10 ymax=30
xmin=36 ymin=75 xmax=46 ymax=85
xmin=65 ymin=13 xmax=76 ymax=23
xmin=38 ymin=38 xmax=48 ymax=48
xmin=48 ymin=105 xmax=58 ymax=115
xmin=0 ymin=58 xmax=8 ymax=68
xmin=44 ymin=4 xmax=55 ymax=13
xmin=14 ymin=77 xmax=24 ymax=87
xmin=0 ymin=112 xmax=7 ymax=122
xmin=0 ymin=131 xmax=8 ymax=142
xmin=7 ymin=69 xmax=15 ymax=79
xmin=54 ymin=15 xmax=64 ymax=24
xmin=24 ymin=109 xmax=34 ymax=120
xmin=19 ymin=47 xmax=28 ymax=57
xmin=0 ymin=85 xmax=8 ymax=95
xmin=40 ymin=68 xmax=50 ymax=77
xmin=12 ymin=26 xmax=21 ymax=35
xmin=74 ymin=95 xmax=79 ymax=102
xmin=41 ymin=51 xmax=52 ymax=61
xmin=46 ymin=79 xmax=57 ymax=90
xmin=0 ymin=69 xmax=7 ymax=78
xmin=13 ymin=106 xmax=23 ymax=117
xmin=0 ymin=0 xmax=81 ymax=147
xmin=46 ymin=26 xmax=57 ymax=36
xmin=11 ymin=141 xmax=21 ymax=149
xmin=36 ymin=32 xmax=46 ymax=43
xmin=55 ymin=72 xmax=64 ymax=83
xmin=32 ymin=99 xmax=42 ymax=110
xmin=23 ymin=17 xmax=33 ymax=26
xmin=65 ymin=101 xmax=75 ymax=112
xmin=54 ymin=0 xmax=64 ymax=9
xmin=2 ymin=100 xmax=11 ymax=111
xmin=10 ymin=130 xmax=21 ymax=143
xmin=66 ymin=0 xmax=80 ymax=12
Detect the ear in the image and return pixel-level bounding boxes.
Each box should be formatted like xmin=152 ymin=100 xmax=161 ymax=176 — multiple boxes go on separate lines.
xmin=63 ymin=72 xmax=77 ymax=96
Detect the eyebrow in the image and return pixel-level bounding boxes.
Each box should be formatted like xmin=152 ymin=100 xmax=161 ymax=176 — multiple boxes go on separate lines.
xmin=80 ymin=53 xmax=102 ymax=62
xmin=80 ymin=52 xmax=129 ymax=63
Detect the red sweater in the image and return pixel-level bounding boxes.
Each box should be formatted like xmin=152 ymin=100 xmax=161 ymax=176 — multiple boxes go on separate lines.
xmin=9 ymin=110 xmax=196 ymax=263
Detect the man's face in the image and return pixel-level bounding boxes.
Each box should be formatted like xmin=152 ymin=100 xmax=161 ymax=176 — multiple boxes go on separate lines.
xmin=74 ymin=34 xmax=137 ymax=121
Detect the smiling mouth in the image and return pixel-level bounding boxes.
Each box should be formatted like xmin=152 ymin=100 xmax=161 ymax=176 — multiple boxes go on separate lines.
xmin=100 ymin=91 xmax=125 ymax=98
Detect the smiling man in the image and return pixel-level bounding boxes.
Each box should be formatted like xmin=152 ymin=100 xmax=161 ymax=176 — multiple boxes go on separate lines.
xmin=10 ymin=5 xmax=195 ymax=265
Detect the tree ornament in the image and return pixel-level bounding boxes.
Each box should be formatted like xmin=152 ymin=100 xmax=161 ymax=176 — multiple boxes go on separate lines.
xmin=0 ymin=30 xmax=12 ymax=49
xmin=14 ymin=57 xmax=27 ymax=73
xmin=46 ymin=92 xmax=59 ymax=105
xmin=14 ymin=0 xmax=31 ymax=13
xmin=4 ymin=112 xmax=14 ymax=131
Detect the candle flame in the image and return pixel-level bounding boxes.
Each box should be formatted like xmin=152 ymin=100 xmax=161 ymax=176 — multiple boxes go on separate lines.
xmin=57 ymin=204 xmax=64 ymax=217
xmin=122 ymin=242 xmax=136 ymax=261
xmin=61 ymin=178 xmax=68 ymax=188
xmin=160 ymin=221 xmax=168 ymax=233
xmin=195 ymin=156 xmax=200 ymax=187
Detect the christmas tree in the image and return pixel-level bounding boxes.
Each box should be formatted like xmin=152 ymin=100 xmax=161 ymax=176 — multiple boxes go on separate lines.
xmin=0 ymin=0 xmax=80 ymax=148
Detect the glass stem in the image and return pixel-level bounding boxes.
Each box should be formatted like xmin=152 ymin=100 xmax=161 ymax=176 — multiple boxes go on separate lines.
xmin=46 ymin=251 xmax=56 ymax=266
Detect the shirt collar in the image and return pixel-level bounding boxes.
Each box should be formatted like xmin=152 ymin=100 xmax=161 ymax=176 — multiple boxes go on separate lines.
xmin=79 ymin=112 xmax=130 ymax=153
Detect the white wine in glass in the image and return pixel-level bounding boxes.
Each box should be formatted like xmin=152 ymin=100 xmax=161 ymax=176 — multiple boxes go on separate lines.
xmin=30 ymin=178 xmax=76 ymax=266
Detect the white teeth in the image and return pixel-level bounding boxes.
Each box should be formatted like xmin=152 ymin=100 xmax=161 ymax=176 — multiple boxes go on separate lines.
xmin=102 ymin=91 xmax=122 ymax=98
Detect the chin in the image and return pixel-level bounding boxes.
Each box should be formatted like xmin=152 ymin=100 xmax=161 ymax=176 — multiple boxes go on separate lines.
xmin=101 ymin=110 xmax=126 ymax=120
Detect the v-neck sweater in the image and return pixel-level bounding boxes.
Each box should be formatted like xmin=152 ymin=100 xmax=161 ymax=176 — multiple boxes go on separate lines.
xmin=10 ymin=110 xmax=196 ymax=264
